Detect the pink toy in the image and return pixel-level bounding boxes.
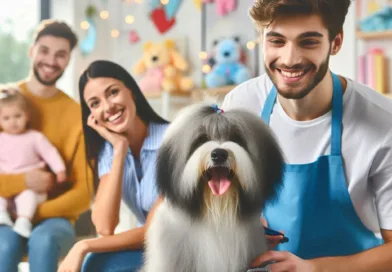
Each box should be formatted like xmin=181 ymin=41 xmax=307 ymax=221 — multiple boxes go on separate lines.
xmin=138 ymin=67 xmax=164 ymax=93
xmin=129 ymin=30 xmax=140 ymax=44
xmin=203 ymin=0 xmax=237 ymax=16
xmin=216 ymin=0 xmax=236 ymax=16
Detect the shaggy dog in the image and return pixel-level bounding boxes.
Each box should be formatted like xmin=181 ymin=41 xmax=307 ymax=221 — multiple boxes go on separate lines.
xmin=141 ymin=104 xmax=284 ymax=272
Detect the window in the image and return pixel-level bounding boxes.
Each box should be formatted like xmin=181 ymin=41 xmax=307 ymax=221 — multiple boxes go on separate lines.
xmin=0 ymin=0 xmax=40 ymax=83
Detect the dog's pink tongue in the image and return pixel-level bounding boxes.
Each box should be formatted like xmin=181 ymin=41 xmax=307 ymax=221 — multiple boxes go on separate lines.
xmin=208 ymin=168 xmax=231 ymax=196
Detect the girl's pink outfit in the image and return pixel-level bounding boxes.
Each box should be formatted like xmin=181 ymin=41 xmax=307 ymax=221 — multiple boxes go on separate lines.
xmin=0 ymin=130 xmax=65 ymax=219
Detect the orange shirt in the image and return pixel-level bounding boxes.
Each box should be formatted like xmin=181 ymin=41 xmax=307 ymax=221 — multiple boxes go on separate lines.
xmin=0 ymin=81 xmax=93 ymax=224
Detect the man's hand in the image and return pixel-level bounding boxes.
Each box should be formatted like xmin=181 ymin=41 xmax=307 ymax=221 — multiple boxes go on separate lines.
xmin=261 ymin=217 xmax=285 ymax=249
xmin=25 ymin=169 xmax=55 ymax=193
xmin=251 ymin=251 xmax=316 ymax=272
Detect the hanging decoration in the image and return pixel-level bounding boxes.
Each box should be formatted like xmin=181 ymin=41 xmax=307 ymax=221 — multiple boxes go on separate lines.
xmin=129 ymin=29 xmax=141 ymax=44
xmin=164 ymin=0 xmax=184 ymax=20
xmin=203 ymin=0 xmax=237 ymax=16
xmin=150 ymin=7 xmax=176 ymax=34
xmin=80 ymin=4 xmax=98 ymax=56
xmin=148 ymin=0 xmax=162 ymax=11
xmin=148 ymin=0 xmax=184 ymax=34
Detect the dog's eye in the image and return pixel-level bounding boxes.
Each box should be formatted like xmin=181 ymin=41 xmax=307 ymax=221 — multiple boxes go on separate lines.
xmin=230 ymin=134 xmax=247 ymax=150
xmin=188 ymin=134 xmax=209 ymax=157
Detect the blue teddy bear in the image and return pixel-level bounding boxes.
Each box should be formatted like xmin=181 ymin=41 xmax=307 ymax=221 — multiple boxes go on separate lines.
xmin=205 ymin=37 xmax=251 ymax=88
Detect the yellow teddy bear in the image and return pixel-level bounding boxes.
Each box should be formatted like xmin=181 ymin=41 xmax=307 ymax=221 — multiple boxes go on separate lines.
xmin=133 ymin=39 xmax=194 ymax=93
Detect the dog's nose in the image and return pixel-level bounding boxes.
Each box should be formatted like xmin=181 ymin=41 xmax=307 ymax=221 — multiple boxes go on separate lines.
xmin=211 ymin=148 xmax=228 ymax=164
xmin=223 ymin=51 xmax=230 ymax=57
xmin=152 ymin=56 xmax=159 ymax=62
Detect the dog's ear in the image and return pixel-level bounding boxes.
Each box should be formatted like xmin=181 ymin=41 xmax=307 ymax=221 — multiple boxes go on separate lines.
xmin=259 ymin=125 xmax=284 ymax=204
xmin=156 ymin=142 xmax=175 ymax=198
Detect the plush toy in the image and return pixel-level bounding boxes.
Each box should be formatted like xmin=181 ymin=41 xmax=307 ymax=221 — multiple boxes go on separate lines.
xmin=133 ymin=39 xmax=194 ymax=93
xmin=203 ymin=0 xmax=237 ymax=16
xmin=205 ymin=37 xmax=251 ymax=88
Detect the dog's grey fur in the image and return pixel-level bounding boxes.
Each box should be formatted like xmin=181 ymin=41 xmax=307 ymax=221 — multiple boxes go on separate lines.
xmin=140 ymin=104 xmax=284 ymax=272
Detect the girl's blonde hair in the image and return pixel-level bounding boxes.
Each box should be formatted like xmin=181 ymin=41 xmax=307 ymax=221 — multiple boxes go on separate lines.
xmin=0 ymin=84 xmax=29 ymax=113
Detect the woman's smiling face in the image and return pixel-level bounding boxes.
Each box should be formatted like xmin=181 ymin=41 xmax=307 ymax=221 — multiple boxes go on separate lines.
xmin=83 ymin=77 xmax=137 ymax=134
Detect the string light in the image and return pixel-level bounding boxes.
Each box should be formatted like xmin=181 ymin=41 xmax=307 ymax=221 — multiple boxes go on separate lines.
xmin=199 ymin=51 xmax=207 ymax=60
xmin=161 ymin=0 xmax=169 ymax=5
xmin=247 ymin=41 xmax=256 ymax=50
xmin=111 ymin=29 xmax=120 ymax=38
xmin=80 ymin=21 xmax=90 ymax=30
xmin=202 ymin=64 xmax=211 ymax=73
xmin=125 ymin=15 xmax=135 ymax=24
xmin=100 ymin=10 xmax=109 ymax=20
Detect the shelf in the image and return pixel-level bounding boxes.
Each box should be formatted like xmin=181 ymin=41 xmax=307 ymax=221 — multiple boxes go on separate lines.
xmin=144 ymin=90 xmax=191 ymax=99
xmin=384 ymin=93 xmax=392 ymax=99
xmin=191 ymin=85 xmax=237 ymax=102
xmin=192 ymin=85 xmax=237 ymax=96
xmin=356 ymin=30 xmax=392 ymax=40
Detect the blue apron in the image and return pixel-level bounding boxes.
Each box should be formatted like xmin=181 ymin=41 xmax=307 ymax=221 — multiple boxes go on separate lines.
xmin=261 ymin=72 xmax=383 ymax=259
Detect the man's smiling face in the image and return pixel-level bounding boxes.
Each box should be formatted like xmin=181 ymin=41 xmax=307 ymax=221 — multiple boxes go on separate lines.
xmin=263 ymin=14 xmax=335 ymax=100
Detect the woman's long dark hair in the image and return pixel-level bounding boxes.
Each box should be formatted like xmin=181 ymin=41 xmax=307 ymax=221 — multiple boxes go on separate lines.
xmin=79 ymin=60 xmax=168 ymax=190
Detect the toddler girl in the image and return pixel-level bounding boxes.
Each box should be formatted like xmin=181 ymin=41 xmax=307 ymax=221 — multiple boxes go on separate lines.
xmin=0 ymin=86 xmax=66 ymax=238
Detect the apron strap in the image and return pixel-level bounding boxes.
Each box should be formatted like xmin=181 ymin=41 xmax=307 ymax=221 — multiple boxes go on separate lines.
xmin=261 ymin=86 xmax=278 ymax=125
xmin=260 ymin=72 xmax=344 ymax=156
xmin=330 ymin=72 xmax=343 ymax=156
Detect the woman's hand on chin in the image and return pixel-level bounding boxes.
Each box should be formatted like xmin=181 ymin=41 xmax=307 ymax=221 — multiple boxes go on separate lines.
xmin=58 ymin=240 xmax=89 ymax=272
xmin=87 ymin=113 xmax=128 ymax=153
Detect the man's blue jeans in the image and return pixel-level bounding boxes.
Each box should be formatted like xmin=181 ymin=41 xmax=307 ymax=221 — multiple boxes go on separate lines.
xmin=0 ymin=218 xmax=75 ymax=272
xmin=81 ymin=250 xmax=143 ymax=272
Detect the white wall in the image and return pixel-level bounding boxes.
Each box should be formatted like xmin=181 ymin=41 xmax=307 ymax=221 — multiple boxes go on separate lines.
xmin=52 ymin=0 xmax=112 ymax=100
xmin=51 ymin=0 xmax=75 ymax=98
xmin=329 ymin=3 xmax=356 ymax=80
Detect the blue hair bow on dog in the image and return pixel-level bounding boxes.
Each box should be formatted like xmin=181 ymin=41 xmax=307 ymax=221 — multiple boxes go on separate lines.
xmin=211 ymin=104 xmax=224 ymax=114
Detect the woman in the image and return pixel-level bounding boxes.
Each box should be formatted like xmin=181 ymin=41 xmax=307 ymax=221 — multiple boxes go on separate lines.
xmin=58 ymin=60 xmax=168 ymax=272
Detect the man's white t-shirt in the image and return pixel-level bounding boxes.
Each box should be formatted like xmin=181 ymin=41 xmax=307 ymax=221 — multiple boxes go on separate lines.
xmin=222 ymin=73 xmax=392 ymax=233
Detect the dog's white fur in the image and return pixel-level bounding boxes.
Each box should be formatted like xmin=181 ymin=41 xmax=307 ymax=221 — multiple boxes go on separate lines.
xmin=140 ymin=104 xmax=283 ymax=272
xmin=143 ymin=202 xmax=266 ymax=272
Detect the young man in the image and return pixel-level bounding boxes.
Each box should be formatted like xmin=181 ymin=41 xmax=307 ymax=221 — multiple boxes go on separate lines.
xmin=222 ymin=1 xmax=392 ymax=271
xmin=0 ymin=20 xmax=92 ymax=272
